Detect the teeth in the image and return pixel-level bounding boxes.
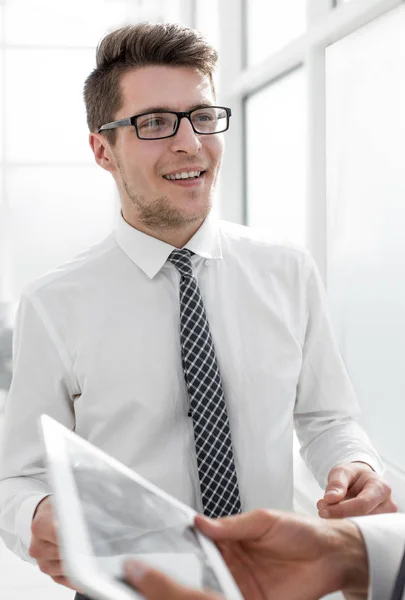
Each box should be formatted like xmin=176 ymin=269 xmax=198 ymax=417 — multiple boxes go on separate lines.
xmin=164 ymin=171 xmax=201 ymax=180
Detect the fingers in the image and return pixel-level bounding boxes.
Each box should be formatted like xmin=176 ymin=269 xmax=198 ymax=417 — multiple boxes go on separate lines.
xmin=38 ymin=559 xmax=64 ymax=578
xmin=124 ymin=560 xmax=221 ymax=600
xmin=318 ymin=463 xmax=398 ymax=519
xmin=317 ymin=483 xmax=397 ymax=519
xmin=194 ymin=509 xmax=276 ymax=542
xmin=50 ymin=575 xmax=80 ymax=591
xmin=318 ymin=496 xmax=372 ymax=519
xmin=30 ymin=543 xmax=78 ymax=591
xmin=36 ymin=556 xmax=78 ymax=591
xmin=321 ymin=465 xmax=352 ymax=505
xmin=29 ymin=539 xmax=61 ymax=561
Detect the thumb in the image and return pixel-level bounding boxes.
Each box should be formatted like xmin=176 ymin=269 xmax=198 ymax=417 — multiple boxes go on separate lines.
xmin=124 ymin=560 xmax=217 ymax=600
xmin=195 ymin=509 xmax=276 ymax=542
xmin=323 ymin=465 xmax=351 ymax=504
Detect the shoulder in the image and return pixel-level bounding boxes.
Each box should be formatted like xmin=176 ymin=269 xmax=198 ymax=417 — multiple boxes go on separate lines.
xmin=22 ymin=234 xmax=118 ymax=303
xmin=218 ymin=220 xmax=312 ymax=270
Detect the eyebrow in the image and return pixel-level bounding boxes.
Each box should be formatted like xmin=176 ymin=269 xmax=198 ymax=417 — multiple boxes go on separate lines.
xmin=132 ymin=103 xmax=215 ymax=115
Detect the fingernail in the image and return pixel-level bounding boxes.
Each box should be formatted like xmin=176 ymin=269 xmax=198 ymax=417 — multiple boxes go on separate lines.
xmin=125 ymin=560 xmax=148 ymax=582
xmin=325 ymin=489 xmax=340 ymax=496
xmin=319 ymin=509 xmax=330 ymax=518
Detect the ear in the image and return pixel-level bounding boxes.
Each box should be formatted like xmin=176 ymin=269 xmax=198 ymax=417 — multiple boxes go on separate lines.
xmin=89 ymin=132 xmax=117 ymax=173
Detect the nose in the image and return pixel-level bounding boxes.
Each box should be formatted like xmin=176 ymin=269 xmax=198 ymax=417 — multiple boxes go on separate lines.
xmin=169 ymin=116 xmax=202 ymax=155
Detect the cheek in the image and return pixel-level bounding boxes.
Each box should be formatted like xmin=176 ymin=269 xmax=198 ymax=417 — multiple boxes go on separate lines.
xmin=215 ymin=135 xmax=225 ymax=162
xmin=121 ymin=148 xmax=160 ymax=187
xmin=208 ymin=136 xmax=224 ymax=167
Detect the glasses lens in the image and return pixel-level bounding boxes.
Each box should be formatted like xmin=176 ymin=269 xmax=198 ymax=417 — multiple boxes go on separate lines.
xmin=136 ymin=112 xmax=177 ymax=139
xmin=191 ymin=107 xmax=228 ymax=134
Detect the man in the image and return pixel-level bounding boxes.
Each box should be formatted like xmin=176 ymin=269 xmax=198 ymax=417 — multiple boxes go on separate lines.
xmin=123 ymin=509 xmax=405 ymax=600
xmin=0 ymin=22 xmax=396 ymax=596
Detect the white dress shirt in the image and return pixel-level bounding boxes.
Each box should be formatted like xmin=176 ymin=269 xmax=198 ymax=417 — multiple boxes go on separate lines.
xmin=0 ymin=212 xmax=383 ymax=562
xmin=353 ymin=513 xmax=405 ymax=599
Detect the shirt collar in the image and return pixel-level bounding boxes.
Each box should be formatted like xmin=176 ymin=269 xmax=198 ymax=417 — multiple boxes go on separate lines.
xmin=114 ymin=211 xmax=222 ymax=279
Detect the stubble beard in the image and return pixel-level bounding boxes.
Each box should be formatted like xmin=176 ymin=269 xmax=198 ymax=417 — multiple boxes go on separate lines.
xmin=121 ymin=172 xmax=213 ymax=231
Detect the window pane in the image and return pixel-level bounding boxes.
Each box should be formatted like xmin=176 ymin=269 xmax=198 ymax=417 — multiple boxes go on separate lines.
xmin=196 ymin=0 xmax=219 ymax=50
xmin=8 ymin=166 xmax=116 ymax=305
xmin=0 ymin=169 xmax=7 ymax=303
xmin=246 ymin=0 xmax=306 ymax=66
xmin=246 ymin=69 xmax=307 ymax=247
xmin=5 ymin=49 xmax=95 ymax=163
xmin=326 ymin=4 xmax=405 ymax=467
xmin=163 ymin=0 xmax=183 ymax=23
xmin=0 ymin=53 xmax=3 ymax=163
xmin=5 ymin=0 xmax=139 ymax=47
xmin=195 ymin=0 xmax=220 ymax=94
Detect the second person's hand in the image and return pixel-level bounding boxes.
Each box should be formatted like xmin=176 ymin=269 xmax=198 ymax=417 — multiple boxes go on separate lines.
xmin=125 ymin=509 xmax=369 ymax=600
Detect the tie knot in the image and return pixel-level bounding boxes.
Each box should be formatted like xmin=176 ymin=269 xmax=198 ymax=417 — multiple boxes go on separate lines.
xmin=168 ymin=249 xmax=194 ymax=278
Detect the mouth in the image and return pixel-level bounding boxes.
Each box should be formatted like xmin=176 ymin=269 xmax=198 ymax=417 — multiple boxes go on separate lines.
xmin=162 ymin=170 xmax=206 ymax=185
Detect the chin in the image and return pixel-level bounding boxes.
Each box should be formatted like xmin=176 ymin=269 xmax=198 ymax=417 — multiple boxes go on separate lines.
xmin=181 ymin=200 xmax=211 ymax=223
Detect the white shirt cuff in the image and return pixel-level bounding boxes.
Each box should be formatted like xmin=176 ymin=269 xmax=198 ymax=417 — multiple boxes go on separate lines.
xmin=351 ymin=513 xmax=405 ymax=600
xmin=344 ymin=452 xmax=385 ymax=475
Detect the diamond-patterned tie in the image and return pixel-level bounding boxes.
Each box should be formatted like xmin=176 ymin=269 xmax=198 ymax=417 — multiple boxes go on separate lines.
xmin=169 ymin=249 xmax=242 ymax=518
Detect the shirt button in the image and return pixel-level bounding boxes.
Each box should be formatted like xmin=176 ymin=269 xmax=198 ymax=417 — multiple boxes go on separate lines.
xmin=205 ymin=259 xmax=210 ymax=267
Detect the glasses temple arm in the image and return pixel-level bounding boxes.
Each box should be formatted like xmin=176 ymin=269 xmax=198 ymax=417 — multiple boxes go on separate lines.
xmin=98 ymin=117 xmax=132 ymax=132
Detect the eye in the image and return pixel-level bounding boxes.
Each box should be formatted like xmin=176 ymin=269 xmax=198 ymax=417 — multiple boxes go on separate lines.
xmin=194 ymin=112 xmax=215 ymax=123
xmin=138 ymin=116 xmax=169 ymax=131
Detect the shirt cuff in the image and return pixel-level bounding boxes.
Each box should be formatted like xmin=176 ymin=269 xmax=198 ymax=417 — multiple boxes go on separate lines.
xmin=351 ymin=513 xmax=405 ymax=600
xmin=341 ymin=452 xmax=385 ymax=475
xmin=16 ymin=493 xmax=52 ymax=553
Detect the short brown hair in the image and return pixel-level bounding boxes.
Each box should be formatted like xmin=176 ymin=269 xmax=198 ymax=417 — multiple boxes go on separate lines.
xmin=84 ymin=22 xmax=218 ymax=144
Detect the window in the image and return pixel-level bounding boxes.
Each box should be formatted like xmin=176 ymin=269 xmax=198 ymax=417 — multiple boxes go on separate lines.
xmin=8 ymin=167 xmax=116 ymax=302
xmin=246 ymin=0 xmax=306 ymax=66
xmin=195 ymin=0 xmax=219 ymax=50
xmin=0 ymin=0 xmax=186 ymax=310
xmin=326 ymin=3 xmax=405 ymax=470
xmin=245 ymin=69 xmax=307 ymax=246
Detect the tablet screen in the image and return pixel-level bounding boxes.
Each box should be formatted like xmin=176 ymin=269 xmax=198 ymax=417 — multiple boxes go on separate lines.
xmin=64 ymin=436 xmax=224 ymax=595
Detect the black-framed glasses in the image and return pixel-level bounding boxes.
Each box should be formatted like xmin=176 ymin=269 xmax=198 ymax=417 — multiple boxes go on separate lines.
xmin=97 ymin=106 xmax=232 ymax=140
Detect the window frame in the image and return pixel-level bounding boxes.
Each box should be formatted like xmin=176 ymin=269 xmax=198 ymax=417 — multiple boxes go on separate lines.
xmin=218 ymin=0 xmax=403 ymax=282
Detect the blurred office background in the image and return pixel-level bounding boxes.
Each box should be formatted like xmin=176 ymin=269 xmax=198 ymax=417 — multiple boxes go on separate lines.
xmin=0 ymin=0 xmax=404 ymax=597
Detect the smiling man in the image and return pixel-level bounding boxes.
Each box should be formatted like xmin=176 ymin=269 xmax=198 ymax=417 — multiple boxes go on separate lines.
xmin=91 ymin=63 xmax=224 ymax=249
xmin=0 ymin=23 xmax=396 ymax=598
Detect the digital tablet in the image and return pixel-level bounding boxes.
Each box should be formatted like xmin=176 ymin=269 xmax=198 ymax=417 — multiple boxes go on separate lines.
xmin=40 ymin=415 xmax=244 ymax=600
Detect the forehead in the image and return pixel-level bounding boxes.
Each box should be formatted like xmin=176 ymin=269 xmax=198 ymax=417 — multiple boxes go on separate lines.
xmin=118 ymin=65 xmax=215 ymax=115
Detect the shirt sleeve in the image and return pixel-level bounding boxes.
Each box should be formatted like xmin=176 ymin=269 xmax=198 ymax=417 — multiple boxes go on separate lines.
xmin=294 ymin=252 xmax=384 ymax=488
xmin=0 ymin=292 xmax=76 ymax=562
xmin=351 ymin=513 xmax=405 ymax=600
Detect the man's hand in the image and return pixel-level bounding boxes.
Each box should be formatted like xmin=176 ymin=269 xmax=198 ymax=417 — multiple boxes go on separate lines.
xmin=29 ymin=495 xmax=77 ymax=590
xmin=317 ymin=462 xmax=398 ymax=519
xmin=124 ymin=509 xmax=369 ymax=600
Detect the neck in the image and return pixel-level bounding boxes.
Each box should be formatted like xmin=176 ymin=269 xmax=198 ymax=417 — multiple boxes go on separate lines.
xmin=121 ymin=211 xmax=205 ymax=248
